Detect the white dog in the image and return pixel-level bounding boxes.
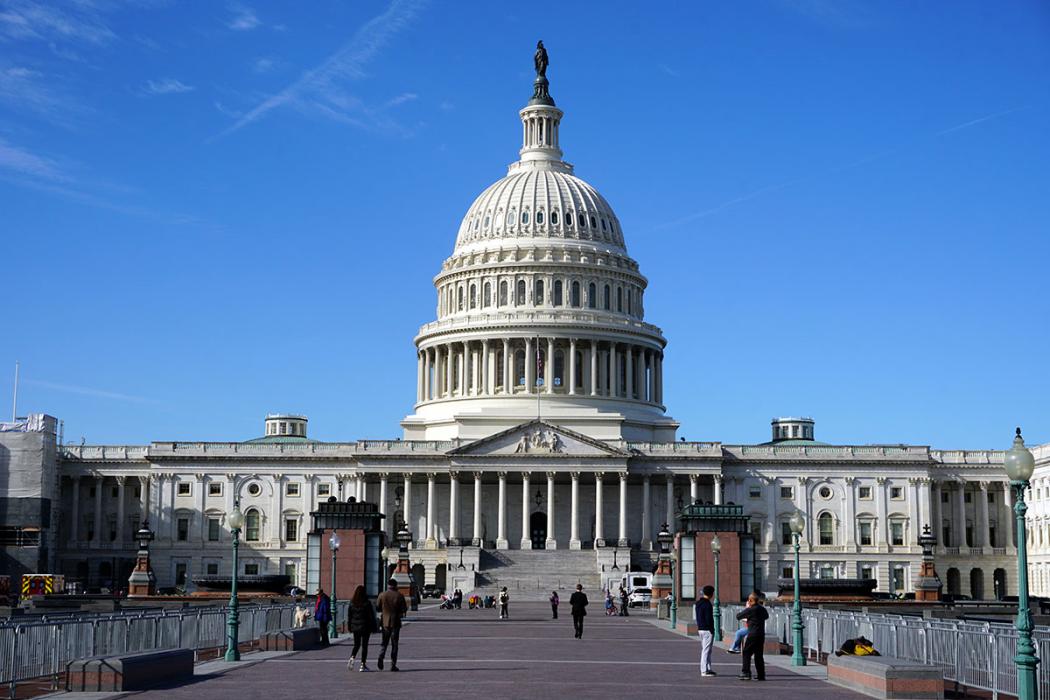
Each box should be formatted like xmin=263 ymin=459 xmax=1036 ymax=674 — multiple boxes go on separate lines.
xmin=293 ymin=605 xmax=312 ymax=629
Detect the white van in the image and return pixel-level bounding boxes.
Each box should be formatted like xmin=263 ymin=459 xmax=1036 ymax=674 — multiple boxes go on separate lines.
xmin=620 ymin=571 xmax=652 ymax=595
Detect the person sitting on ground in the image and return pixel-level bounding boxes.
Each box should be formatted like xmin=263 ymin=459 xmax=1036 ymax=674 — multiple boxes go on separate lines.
xmin=835 ymin=636 xmax=880 ymax=657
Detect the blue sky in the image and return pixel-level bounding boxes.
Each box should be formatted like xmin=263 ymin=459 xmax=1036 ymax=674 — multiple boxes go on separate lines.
xmin=2 ymin=0 xmax=1048 ymax=449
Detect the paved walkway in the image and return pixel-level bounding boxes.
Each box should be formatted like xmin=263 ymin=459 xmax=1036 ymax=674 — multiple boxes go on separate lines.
xmin=109 ymin=603 xmax=864 ymax=700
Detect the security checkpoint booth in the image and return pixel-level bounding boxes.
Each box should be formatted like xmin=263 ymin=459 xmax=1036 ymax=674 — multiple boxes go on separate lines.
xmin=676 ymin=503 xmax=756 ymax=606
xmin=306 ymin=497 xmax=386 ymax=601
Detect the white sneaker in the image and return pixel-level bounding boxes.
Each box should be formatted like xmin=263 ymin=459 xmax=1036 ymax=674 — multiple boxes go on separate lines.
xmin=346 ymin=657 xmax=356 ymax=670
xmin=359 ymin=663 xmax=369 ymax=672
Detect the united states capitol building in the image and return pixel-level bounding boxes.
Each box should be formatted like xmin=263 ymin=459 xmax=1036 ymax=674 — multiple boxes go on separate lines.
xmin=5 ymin=49 xmax=1049 ymax=601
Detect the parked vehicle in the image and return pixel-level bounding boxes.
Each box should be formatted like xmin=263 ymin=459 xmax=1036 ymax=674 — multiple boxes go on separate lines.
xmin=620 ymin=571 xmax=652 ymax=596
xmin=628 ymin=587 xmax=652 ymax=608
xmin=422 ymin=584 xmax=444 ymax=599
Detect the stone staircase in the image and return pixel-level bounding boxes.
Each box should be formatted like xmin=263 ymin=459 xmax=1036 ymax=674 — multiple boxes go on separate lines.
xmin=472 ymin=549 xmax=601 ymax=600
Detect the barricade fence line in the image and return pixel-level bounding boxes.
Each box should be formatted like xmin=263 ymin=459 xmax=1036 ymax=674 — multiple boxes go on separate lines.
xmin=720 ymin=604 xmax=1044 ymax=699
xmin=2 ymin=600 xmax=349 ymax=699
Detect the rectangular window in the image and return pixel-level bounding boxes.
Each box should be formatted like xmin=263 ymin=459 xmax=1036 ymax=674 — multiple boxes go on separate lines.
xmin=749 ymin=521 xmax=762 ymax=540
xmin=679 ymin=536 xmax=695 ymax=600
xmin=819 ymin=566 xmax=835 ymax=580
xmin=781 ymin=522 xmax=793 ymax=545
xmin=207 ymin=518 xmax=220 ymax=542
xmin=177 ymin=518 xmax=189 ymax=541
xmin=206 ymin=562 xmax=219 ymax=576
xmin=964 ymin=492 xmax=972 ymax=503
xmin=748 ymin=486 xmax=761 ymax=499
xmin=892 ymin=566 xmax=905 ymax=592
xmin=285 ymin=519 xmax=298 ymax=542
xmin=780 ymin=486 xmax=793 ymax=499
xmin=891 ymin=521 xmax=905 ymax=546
xmin=858 ymin=486 xmax=872 ymax=500
xmin=208 ymin=482 xmax=222 ymax=497
xmin=284 ymin=562 xmax=297 ymax=585
xmin=177 ymin=482 xmax=191 ymax=497
xmin=782 ymin=566 xmax=793 ymax=579
xmin=318 ymin=483 xmax=331 ymax=497
xmin=890 ymin=486 xmax=903 ymax=499
xmin=860 ymin=565 xmax=874 ymax=580
xmin=286 ymin=482 xmax=300 ymax=497
xmin=859 ymin=522 xmax=873 ymax=546
xmin=175 ymin=563 xmax=187 ymax=586
xmin=244 ymin=563 xmax=259 ymax=576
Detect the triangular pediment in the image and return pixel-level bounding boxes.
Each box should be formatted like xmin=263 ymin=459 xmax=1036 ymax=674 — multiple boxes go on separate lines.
xmin=447 ymin=420 xmax=630 ymax=457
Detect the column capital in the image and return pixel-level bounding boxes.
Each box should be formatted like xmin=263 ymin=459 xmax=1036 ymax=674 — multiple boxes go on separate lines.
xmin=521 ymin=471 xmax=532 ymax=480
xmin=844 ymin=476 xmax=857 ymax=485
xmin=497 ymin=471 xmax=507 ymax=479
xmin=473 ymin=471 xmax=483 ymax=480
xmin=688 ymin=473 xmax=698 ymax=485
xmin=594 ymin=471 xmax=605 ymax=480
xmin=115 ymin=475 xmax=127 ymax=486
xmin=547 ymin=471 xmax=557 ymax=480
xmin=304 ymin=473 xmax=315 ymax=481
xmin=225 ymin=472 xmax=237 ymax=483
xmin=449 ymin=470 xmax=460 ymax=479
xmin=876 ymin=476 xmax=888 ymax=485
xmin=713 ymin=474 xmax=723 ymax=484
xmin=427 ymin=471 xmax=439 ymax=480
xmin=272 ymin=472 xmax=284 ymax=482
xmin=978 ymin=480 xmax=990 ymax=491
xmin=570 ymin=471 xmax=580 ymax=480
xmin=619 ymin=472 xmax=629 ymax=483
xmin=907 ymin=476 xmax=919 ymax=485
xmin=378 ymin=471 xmax=390 ymax=480
xmin=402 ymin=472 xmax=413 ymax=481
xmin=797 ymin=476 xmax=809 ymax=486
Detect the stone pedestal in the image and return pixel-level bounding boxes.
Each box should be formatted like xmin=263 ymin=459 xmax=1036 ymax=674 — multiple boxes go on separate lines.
xmin=126 ymin=524 xmax=156 ymax=598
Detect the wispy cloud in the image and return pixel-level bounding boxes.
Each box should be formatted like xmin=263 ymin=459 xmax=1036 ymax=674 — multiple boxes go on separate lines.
xmin=655 ymin=107 xmax=1024 ymax=230
xmin=252 ymin=56 xmax=275 ymax=73
xmin=384 ymin=92 xmax=417 ymax=108
xmin=658 ymin=63 xmax=680 ymax=78
xmin=0 ymin=0 xmax=117 ymax=45
xmin=0 ymin=64 xmax=85 ymax=126
xmin=24 ymin=379 xmax=159 ymax=404
xmin=216 ymin=0 xmax=425 ymax=138
xmin=227 ymin=3 xmax=261 ymax=31
xmin=143 ymin=78 xmax=195 ymax=95
xmin=0 ymin=137 xmax=70 ymax=182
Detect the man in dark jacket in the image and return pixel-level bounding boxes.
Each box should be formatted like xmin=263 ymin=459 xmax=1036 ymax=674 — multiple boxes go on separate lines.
xmin=736 ymin=592 xmax=769 ymax=681
xmin=314 ymin=588 xmax=332 ymax=647
xmin=569 ymin=584 xmax=588 ymax=639
xmin=376 ymin=578 xmax=408 ymax=672
xmin=694 ymin=585 xmax=716 ymax=676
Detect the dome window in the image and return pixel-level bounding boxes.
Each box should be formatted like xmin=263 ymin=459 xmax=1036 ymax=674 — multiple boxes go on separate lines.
xmin=551 ymin=211 xmax=559 ymax=226
xmin=516 ymin=280 xmax=526 ymax=305
xmin=627 ymin=289 xmax=632 ymax=315
xmin=578 ymin=213 xmax=586 ymax=227
xmin=534 ymin=279 xmax=544 ymax=306
xmin=601 ymin=219 xmax=607 ymax=232
xmin=484 ymin=216 xmax=490 ymax=228
xmin=469 ymin=284 xmax=477 ymax=309
xmin=617 ymin=287 xmax=623 ymax=312
xmin=473 ymin=218 xmax=479 ymax=232
xmin=587 ymin=283 xmax=596 ymax=309
xmin=571 ymin=281 xmax=581 ymax=308
xmin=457 ymin=286 xmax=464 ymax=311
xmin=590 ymin=216 xmax=597 ymax=228
xmin=603 ymin=284 xmax=611 ymax=310
xmin=536 ymin=211 xmax=544 ymax=225
xmin=499 ymin=281 xmax=508 ymax=306
xmin=522 ymin=211 xmax=530 ymax=225
xmin=507 ymin=210 xmax=515 ymax=227
xmin=553 ymin=280 xmax=563 ymax=306
xmin=483 ymin=282 xmax=491 ymax=308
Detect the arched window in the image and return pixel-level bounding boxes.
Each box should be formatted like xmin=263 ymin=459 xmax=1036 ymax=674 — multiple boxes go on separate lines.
xmin=616 ymin=287 xmax=623 ymax=312
xmin=483 ymin=215 xmax=490 ymax=228
xmin=588 ymin=283 xmax=596 ymax=309
xmin=515 ymin=349 xmax=526 ymax=386
xmin=601 ymin=219 xmax=607 ymax=232
xmin=603 ymin=284 xmax=611 ymax=310
xmin=626 ymin=288 xmax=632 ymax=315
xmin=483 ymin=282 xmax=491 ymax=308
xmin=245 ymin=509 xmax=262 ymax=542
xmin=578 ymin=213 xmax=586 ymax=227
xmin=499 ymin=281 xmax=508 ymax=306
xmin=535 ymin=279 xmax=544 ymax=306
xmin=571 ymin=281 xmax=581 ymax=307
xmin=590 ymin=216 xmax=597 ymax=228
xmin=507 ymin=209 xmax=515 ymax=227
xmin=457 ymin=286 xmax=464 ymax=311
xmin=522 ymin=211 xmax=530 ymax=225
xmin=536 ymin=211 xmax=544 ymax=225
xmin=516 ymin=280 xmax=526 ymax=305
xmin=553 ymin=280 xmax=563 ymax=306
xmin=818 ymin=513 xmax=834 ymax=545
xmin=469 ymin=284 xmax=477 ymax=309
xmin=553 ymin=351 xmax=564 ymax=387
xmin=551 ymin=211 xmax=559 ymax=226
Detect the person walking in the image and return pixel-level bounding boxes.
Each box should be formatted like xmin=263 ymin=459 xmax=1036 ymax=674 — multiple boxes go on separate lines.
xmin=376 ymin=578 xmax=408 ymax=672
xmin=619 ymin=586 xmax=630 ymax=617
xmin=347 ymin=585 xmax=379 ymax=672
xmin=736 ymin=592 xmax=769 ymax=681
xmin=569 ymin=583 xmax=588 ymax=639
xmin=695 ymin=585 xmax=716 ymax=677
xmin=549 ymin=590 xmax=559 ymax=619
xmin=498 ymin=587 xmax=509 ymax=619
xmin=314 ymin=587 xmax=332 ymax=647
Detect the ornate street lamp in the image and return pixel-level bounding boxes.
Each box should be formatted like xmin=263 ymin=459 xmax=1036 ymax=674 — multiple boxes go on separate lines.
xmin=711 ymin=535 xmax=722 ymax=639
xmin=789 ymin=510 xmax=806 ymax=667
xmin=1005 ymin=427 xmax=1038 ymax=700
xmin=224 ymin=502 xmax=244 ymax=662
xmin=328 ymin=531 xmax=342 ymax=640
xmin=657 ymin=524 xmax=676 ymax=629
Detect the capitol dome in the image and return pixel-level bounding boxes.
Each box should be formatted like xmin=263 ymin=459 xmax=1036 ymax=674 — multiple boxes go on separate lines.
xmin=402 ymin=47 xmax=678 ymax=443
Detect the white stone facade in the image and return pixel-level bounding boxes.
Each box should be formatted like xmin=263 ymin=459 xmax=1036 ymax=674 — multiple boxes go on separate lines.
xmin=47 ymin=55 xmax=1044 ymax=600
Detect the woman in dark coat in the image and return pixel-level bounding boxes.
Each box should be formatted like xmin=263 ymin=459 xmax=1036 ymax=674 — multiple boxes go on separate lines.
xmin=347 ymin=585 xmax=379 ymax=672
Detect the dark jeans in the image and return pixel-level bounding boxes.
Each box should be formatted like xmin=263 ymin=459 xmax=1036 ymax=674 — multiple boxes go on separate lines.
xmin=379 ymin=626 xmax=400 ymax=665
xmin=741 ymin=633 xmax=765 ymax=679
xmin=620 ymin=601 xmax=629 ymax=616
xmin=500 ymin=603 xmax=508 ymax=618
xmin=318 ymin=620 xmax=330 ymax=646
xmin=351 ymin=631 xmax=370 ymax=663
xmin=573 ymin=613 xmax=584 ymax=638
xmin=552 ymin=605 xmax=558 ymax=619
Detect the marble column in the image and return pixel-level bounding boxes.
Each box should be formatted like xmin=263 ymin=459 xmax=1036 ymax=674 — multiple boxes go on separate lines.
xmin=665 ymin=476 xmax=674 ymax=530
xmin=426 ymin=472 xmax=437 ymax=546
xmin=1005 ymin=483 xmax=1016 ymax=548
xmin=459 ymin=342 xmax=467 ymax=395
xmin=625 ymin=346 xmax=634 ymax=399
xmin=114 ymin=477 xmax=126 ymax=545
xmin=93 ymin=475 xmax=104 ymax=546
xmin=545 ymin=338 xmax=554 ymax=394
xmin=844 ymin=477 xmax=856 ymax=548
xmin=609 ymin=344 xmax=618 ymax=397
xmin=589 ymin=342 xmax=598 ymax=396
xmin=423 ymin=349 xmax=431 ymax=400
xmin=569 ymin=339 xmax=577 ymax=395
xmin=502 ymin=339 xmax=511 ymax=394
xmin=956 ymin=481 xmax=967 ymax=547
xmin=546 ymin=472 xmax=557 ymax=549
xmin=876 ymin=477 xmax=888 ymax=548
xmin=379 ymin=474 xmax=389 ymax=536
xmin=932 ymin=480 xmax=943 ymax=546
xmin=618 ymin=473 xmax=628 ymax=546
xmin=918 ymin=478 xmax=931 ymax=535
xmin=570 ymin=472 xmax=581 ymax=550
xmin=641 ymin=475 xmax=651 ymax=549
xmin=272 ymin=474 xmax=285 ymax=541
xmin=403 ymin=474 xmax=413 ymax=543
xmin=496 ymin=472 xmax=508 ymax=549
xmin=416 ymin=351 xmax=423 ymax=402
xmin=69 ymin=476 xmax=80 ymax=545
xmin=688 ymin=474 xmax=698 ymax=504
xmin=594 ymin=473 xmax=605 ymax=547
xmin=520 ymin=472 xmax=532 ymax=549
xmin=481 ymin=340 xmax=490 ymax=394
xmin=525 ymin=338 xmax=535 ymax=392
xmin=473 ymin=472 xmax=483 ymax=546
xmin=713 ymin=475 xmax=723 ymax=505
xmin=444 ymin=345 xmax=453 ymax=398
xmin=449 ymin=472 xmax=460 ymax=545
xmin=977 ymin=481 xmax=990 ymax=548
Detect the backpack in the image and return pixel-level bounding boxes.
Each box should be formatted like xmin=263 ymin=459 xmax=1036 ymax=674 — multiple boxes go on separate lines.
xmin=499 ymin=591 xmax=508 ymax=604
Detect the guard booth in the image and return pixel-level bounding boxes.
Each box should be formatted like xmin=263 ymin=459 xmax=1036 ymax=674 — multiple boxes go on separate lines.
xmin=307 ymin=497 xmax=385 ymax=601
xmin=676 ymin=503 xmax=755 ymax=605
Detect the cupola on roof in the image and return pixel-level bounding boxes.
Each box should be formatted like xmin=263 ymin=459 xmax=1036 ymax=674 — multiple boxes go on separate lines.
xmin=452 ymin=41 xmax=625 ymax=257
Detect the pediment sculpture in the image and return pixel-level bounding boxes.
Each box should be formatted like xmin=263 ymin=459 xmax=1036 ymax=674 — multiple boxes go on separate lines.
xmin=513 ymin=427 xmax=562 ymax=454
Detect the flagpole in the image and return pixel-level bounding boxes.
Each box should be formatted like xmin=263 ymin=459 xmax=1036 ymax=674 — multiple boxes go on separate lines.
xmin=11 ymin=361 xmax=18 ymax=422
xmin=536 ymin=336 xmax=541 ymax=421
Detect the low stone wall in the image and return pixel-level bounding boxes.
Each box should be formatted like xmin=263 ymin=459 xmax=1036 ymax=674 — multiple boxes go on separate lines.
xmin=66 ymin=648 xmax=194 ymax=692
xmin=260 ymin=626 xmax=320 ymax=651
xmin=827 ymin=654 xmax=943 ymax=699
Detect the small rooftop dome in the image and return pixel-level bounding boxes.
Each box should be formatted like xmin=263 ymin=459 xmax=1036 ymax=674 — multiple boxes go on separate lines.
xmin=264 ymin=414 xmax=308 ymax=438
xmin=770 ymin=417 xmax=815 ymax=443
